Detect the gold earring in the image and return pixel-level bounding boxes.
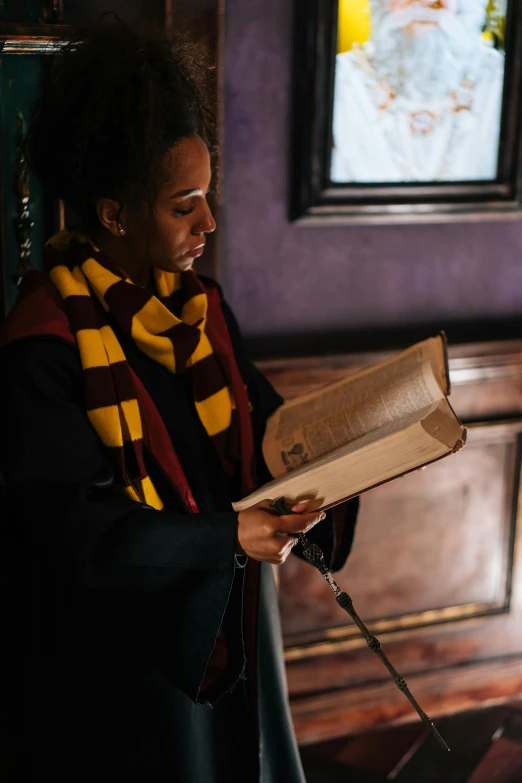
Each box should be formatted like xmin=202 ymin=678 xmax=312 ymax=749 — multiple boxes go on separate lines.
xmin=117 ymin=225 xmax=126 ymax=236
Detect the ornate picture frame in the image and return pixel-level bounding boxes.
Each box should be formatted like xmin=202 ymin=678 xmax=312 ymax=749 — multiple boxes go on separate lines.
xmin=291 ymin=0 xmax=522 ymax=224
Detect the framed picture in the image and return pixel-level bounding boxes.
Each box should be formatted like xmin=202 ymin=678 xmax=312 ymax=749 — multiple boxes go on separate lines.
xmin=291 ymin=0 xmax=522 ymax=223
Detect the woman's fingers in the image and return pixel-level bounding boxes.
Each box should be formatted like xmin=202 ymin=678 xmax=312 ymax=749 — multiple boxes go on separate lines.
xmin=291 ymin=499 xmax=312 ymax=512
xmin=270 ymin=533 xmax=301 ymax=565
xmin=237 ymin=499 xmax=325 ymax=565
xmin=277 ymin=510 xmax=325 ymax=535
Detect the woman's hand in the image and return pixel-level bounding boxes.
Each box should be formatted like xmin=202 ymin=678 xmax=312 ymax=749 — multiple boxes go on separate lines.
xmin=236 ymin=499 xmax=325 ymax=565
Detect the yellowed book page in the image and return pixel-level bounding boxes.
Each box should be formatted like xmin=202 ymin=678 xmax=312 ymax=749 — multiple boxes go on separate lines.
xmin=263 ymin=338 xmax=444 ymax=479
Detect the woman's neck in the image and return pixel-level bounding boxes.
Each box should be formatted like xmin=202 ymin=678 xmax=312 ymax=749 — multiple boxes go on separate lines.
xmin=88 ymin=225 xmax=152 ymax=288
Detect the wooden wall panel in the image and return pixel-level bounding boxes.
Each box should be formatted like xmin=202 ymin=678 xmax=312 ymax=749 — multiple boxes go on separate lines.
xmin=258 ymin=340 xmax=522 ymax=744
xmin=281 ymin=425 xmax=517 ymax=639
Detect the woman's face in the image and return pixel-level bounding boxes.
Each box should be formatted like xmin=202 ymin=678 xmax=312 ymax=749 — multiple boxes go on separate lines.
xmin=113 ymin=135 xmax=216 ymax=280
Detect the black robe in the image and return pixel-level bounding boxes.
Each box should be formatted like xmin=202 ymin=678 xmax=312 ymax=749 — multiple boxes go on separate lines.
xmin=0 ymin=295 xmax=358 ymax=782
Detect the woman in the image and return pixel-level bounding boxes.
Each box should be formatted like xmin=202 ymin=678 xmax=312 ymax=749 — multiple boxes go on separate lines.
xmin=0 ymin=22 xmax=358 ymax=782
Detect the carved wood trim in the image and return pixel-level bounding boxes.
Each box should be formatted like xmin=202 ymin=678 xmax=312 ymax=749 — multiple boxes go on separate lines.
xmin=292 ymin=655 xmax=522 ymax=745
xmin=0 ymin=24 xmax=71 ymax=54
xmin=257 ymin=340 xmax=522 ymax=403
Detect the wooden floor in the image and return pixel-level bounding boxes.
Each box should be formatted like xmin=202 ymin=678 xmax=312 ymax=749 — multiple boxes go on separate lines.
xmin=300 ymin=701 xmax=522 ymax=782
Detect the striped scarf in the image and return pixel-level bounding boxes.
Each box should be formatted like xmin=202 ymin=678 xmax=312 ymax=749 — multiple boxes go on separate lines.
xmin=45 ymin=229 xmax=248 ymax=511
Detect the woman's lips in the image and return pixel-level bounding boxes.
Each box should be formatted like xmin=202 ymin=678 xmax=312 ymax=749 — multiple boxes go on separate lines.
xmin=183 ymin=244 xmax=205 ymax=258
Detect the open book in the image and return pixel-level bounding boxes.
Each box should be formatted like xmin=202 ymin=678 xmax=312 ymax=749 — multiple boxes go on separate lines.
xmin=232 ymin=334 xmax=466 ymax=512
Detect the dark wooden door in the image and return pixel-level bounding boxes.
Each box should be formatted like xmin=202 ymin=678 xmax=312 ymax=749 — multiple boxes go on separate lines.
xmin=259 ymin=341 xmax=522 ymax=745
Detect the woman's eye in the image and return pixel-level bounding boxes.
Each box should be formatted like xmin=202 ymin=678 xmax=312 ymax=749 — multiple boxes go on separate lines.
xmin=173 ymin=204 xmax=196 ymax=217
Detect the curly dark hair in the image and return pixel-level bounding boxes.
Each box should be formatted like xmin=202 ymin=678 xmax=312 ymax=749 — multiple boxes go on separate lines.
xmin=25 ymin=17 xmax=216 ymax=222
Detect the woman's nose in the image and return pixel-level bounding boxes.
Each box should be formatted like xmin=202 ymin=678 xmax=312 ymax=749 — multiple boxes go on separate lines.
xmin=194 ymin=203 xmax=216 ymax=235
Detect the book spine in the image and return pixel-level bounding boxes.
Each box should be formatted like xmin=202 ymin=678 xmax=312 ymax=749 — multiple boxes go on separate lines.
xmin=440 ymin=330 xmax=451 ymax=396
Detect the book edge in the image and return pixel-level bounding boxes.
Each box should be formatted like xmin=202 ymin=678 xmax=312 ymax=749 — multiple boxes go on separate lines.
xmin=232 ymin=423 xmax=467 ymax=512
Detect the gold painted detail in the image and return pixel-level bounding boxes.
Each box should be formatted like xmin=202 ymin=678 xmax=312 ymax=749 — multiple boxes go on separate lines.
xmin=13 ymin=111 xmax=33 ymax=285
xmin=284 ymin=600 xmax=503 ymax=661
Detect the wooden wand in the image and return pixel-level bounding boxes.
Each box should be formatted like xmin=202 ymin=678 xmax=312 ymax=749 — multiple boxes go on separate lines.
xmin=269 ymin=497 xmax=450 ymax=753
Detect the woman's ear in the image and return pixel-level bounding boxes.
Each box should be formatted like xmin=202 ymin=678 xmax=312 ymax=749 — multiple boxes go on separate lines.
xmin=96 ymin=198 xmax=127 ymax=237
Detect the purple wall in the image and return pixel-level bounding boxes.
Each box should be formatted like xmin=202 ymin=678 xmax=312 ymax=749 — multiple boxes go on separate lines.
xmin=222 ymin=0 xmax=522 ymax=348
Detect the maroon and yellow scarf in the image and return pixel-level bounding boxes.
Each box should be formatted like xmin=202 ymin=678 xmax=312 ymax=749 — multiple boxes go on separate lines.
xmin=42 ymin=229 xmax=255 ymax=510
